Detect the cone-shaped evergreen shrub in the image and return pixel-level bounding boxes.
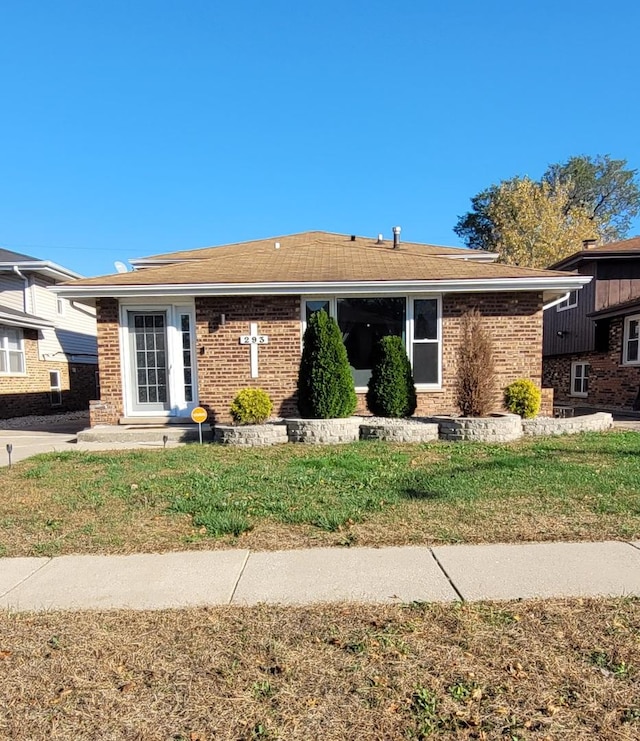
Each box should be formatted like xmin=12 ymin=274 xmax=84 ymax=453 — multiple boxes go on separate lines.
xmin=297 ymin=309 xmax=357 ymax=419
xmin=366 ymin=335 xmax=417 ymax=418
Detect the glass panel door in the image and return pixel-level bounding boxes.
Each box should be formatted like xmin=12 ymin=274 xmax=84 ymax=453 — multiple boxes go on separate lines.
xmin=128 ymin=312 xmax=170 ymax=413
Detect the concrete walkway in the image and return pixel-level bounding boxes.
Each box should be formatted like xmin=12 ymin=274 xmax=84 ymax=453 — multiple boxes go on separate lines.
xmin=1 ymin=541 xmax=639 ymax=612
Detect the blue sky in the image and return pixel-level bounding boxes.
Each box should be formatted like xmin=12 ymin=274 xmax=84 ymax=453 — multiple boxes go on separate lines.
xmin=1 ymin=0 xmax=638 ymax=277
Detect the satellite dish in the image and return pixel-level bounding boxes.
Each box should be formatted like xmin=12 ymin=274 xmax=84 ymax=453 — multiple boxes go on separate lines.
xmin=114 ymin=261 xmax=128 ymax=274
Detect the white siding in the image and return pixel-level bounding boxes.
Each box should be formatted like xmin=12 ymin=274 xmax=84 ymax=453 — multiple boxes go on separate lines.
xmin=33 ymin=277 xmax=98 ymax=364
xmin=0 ymin=273 xmax=27 ymax=312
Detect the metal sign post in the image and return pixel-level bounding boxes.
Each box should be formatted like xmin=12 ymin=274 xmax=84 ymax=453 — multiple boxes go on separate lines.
xmin=191 ymin=407 xmax=208 ymax=444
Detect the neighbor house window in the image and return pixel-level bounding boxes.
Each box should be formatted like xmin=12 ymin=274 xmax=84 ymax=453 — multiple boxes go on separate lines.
xmin=302 ymin=296 xmax=441 ymax=388
xmin=50 ymin=370 xmax=62 ymax=406
xmin=570 ymin=362 xmax=589 ymax=397
xmin=56 ymin=297 xmax=66 ymax=316
xmin=557 ymin=290 xmax=578 ymax=311
xmin=623 ymin=314 xmax=640 ymax=365
xmin=0 ymin=326 xmax=25 ymax=374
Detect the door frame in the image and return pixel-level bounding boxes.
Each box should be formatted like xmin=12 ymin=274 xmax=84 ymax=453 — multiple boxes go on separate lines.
xmin=119 ymin=300 xmax=198 ymax=418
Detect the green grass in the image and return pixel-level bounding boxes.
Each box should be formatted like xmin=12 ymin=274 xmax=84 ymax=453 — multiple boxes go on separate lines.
xmin=0 ymin=430 xmax=638 ymax=555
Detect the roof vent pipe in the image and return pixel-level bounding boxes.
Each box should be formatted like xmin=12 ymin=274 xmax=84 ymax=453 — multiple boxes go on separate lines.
xmin=376 ymin=233 xmax=384 ymax=244
xmin=392 ymin=226 xmax=401 ymax=249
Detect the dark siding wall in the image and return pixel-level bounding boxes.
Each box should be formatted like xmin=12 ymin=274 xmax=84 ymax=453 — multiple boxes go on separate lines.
xmin=594 ymin=259 xmax=640 ymax=311
xmin=543 ymin=264 xmax=596 ymax=356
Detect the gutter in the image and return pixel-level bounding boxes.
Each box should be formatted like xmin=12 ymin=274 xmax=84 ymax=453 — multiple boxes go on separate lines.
xmin=542 ymin=292 xmax=571 ymax=311
xmin=12 ymin=265 xmax=30 ymax=313
xmin=52 ymin=275 xmax=593 ymax=300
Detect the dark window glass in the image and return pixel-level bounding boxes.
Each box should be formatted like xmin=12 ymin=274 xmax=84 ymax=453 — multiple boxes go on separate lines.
xmin=414 ymin=299 xmax=438 ymax=340
xmin=306 ymin=300 xmax=330 ymax=323
xmin=413 ymin=343 xmax=439 ymax=384
xmin=337 ymin=298 xmax=405 ymax=386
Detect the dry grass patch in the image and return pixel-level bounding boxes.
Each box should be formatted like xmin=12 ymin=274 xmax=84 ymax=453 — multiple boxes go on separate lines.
xmin=0 ymin=431 xmax=638 ymax=556
xmin=1 ymin=598 xmax=639 ymax=739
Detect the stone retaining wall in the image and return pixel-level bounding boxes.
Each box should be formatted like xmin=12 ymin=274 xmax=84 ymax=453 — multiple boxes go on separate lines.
xmin=432 ymin=413 xmax=523 ymax=442
xmin=286 ymin=418 xmax=360 ymax=444
xmin=522 ymin=412 xmax=613 ymax=436
xmin=207 ymin=412 xmax=616 ymax=446
xmin=359 ymin=419 xmax=439 ymax=443
xmin=213 ymin=423 xmax=288 ymax=446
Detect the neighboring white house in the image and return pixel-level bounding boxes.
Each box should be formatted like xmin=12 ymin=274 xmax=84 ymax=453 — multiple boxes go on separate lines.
xmin=0 ymin=248 xmax=98 ymax=418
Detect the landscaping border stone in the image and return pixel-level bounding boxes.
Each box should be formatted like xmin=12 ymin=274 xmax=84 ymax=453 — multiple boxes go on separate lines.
xmin=213 ymin=422 xmax=288 ymax=446
xmin=522 ymin=412 xmax=613 ymax=436
xmin=359 ymin=417 xmax=439 ymax=443
xmin=286 ymin=418 xmax=360 ymax=444
xmin=431 ymin=413 xmax=523 ymax=442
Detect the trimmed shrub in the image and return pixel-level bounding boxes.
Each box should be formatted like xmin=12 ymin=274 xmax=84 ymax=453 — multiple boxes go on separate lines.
xmin=366 ymin=335 xmax=417 ymax=418
xmin=297 ymin=309 xmax=357 ymax=419
xmin=230 ymin=388 xmax=273 ymax=425
xmin=455 ymin=308 xmax=497 ymax=417
xmin=504 ymin=379 xmax=541 ymax=419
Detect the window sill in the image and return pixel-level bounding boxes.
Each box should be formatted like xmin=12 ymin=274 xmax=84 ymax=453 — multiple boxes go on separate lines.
xmin=0 ymin=372 xmax=28 ymax=378
xmin=570 ymin=392 xmax=588 ymax=398
xmin=355 ymin=385 xmax=442 ymax=394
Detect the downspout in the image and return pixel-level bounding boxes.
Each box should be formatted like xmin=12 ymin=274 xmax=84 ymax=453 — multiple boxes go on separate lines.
xmin=12 ymin=265 xmax=30 ymax=313
xmin=542 ymin=292 xmax=570 ymax=311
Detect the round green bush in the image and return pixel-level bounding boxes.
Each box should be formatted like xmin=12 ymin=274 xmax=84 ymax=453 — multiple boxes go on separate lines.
xmin=366 ymin=335 xmax=417 ymax=418
xmin=297 ymin=309 xmax=357 ymax=419
xmin=230 ymin=387 xmax=273 ymax=425
xmin=503 ymin=379 xmax=541 ymax=419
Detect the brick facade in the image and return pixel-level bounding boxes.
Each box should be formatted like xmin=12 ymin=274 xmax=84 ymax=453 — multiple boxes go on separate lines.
xmin=0 ymin=329 xmax=97 ymax=419
xmin=543 ymin=316 xmax=640 ymax=410
xmin=196 ymin=296 xmax=301 ymax=421
xmin=90 ymin=298 xmax=124 ymax=426
xmin=91 ymin=291 xmax=546 ymax=425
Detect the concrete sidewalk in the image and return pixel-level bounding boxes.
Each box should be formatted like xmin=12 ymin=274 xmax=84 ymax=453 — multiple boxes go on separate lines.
xmin=1 ymin=541 xmax=639 ymax=612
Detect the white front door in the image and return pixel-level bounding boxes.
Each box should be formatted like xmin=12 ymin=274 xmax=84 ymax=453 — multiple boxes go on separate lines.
xmin=123 ymin=304 xmax=198 ymax=417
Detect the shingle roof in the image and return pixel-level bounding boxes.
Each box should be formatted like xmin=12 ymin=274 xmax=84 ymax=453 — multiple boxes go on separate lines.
xmin=132 ymin=231 xmax=494 ymax=264
xmin=67 ymin=235 xmax=571 ymax=288
xmin=0 ymin=248 xmax=39 ymax=262
xmin=549 ymin=236 xmax=640 ymax=270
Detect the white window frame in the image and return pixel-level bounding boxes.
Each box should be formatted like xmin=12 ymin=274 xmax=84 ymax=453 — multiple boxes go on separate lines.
xmin=0 ymin=326 xmax=26 ymax=376
xmin=623 ymin=314 xmax=640 ymax=366
xmin=301 ymin=294 xmax=442 ymax=391
xmin=557 ymin=290 xmax=578 ymax=312
xmin=50 ymin=370 xmax=62 ymax=406
xmin=56 ymin=297 xmax=66 ymax=316
xmin=570 ymin=361 xmax=589 ymax=398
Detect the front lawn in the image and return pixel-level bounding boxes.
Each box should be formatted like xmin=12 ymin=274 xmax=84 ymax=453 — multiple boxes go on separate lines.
xmin=1 ymin=598 xmax=639 ymax=739
xmin=0 ymin=431 xmax=638 ymax=557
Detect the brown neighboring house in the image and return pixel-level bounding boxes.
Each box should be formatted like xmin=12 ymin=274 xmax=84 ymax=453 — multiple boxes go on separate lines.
xmin=0 ymin=249 xmax=98 ymax=419
xmin=543 ymin=237 xmax=640 ymax=411
xmin=54 ymin=230 xmax=589 ymax=426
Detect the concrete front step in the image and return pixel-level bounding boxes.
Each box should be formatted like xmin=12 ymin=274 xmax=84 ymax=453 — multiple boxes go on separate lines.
xmin=77 ymin=424 xmax=211 ymax=443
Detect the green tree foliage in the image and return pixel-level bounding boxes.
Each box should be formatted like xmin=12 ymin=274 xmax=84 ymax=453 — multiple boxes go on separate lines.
xmin=454 ymin=154 xmax=640 ymax=261
xmin=366 ymin=335 xmax=417 ymax=418
xmin=503 ymin=379 xmax=541 ymax=419
xmin=487 ymin=177 xmax=597 ymax=268
xmin=543 ymin=155 xmax=640 ymax=241
xmin=230 ymin=388 xmax=273 ymax=425
xmin=297 ymin=309 xmax=357 ymax=419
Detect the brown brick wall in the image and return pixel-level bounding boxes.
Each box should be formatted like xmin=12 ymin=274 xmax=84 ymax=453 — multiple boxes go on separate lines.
xmin=90 ymin=292 xmax=546 ymax=425
xmin=0 ymin=329 xmax=97 ymax=419
xmin=196 ymin=296 xmax=301 ymax=422
xmin=91 ymin=298 xmax=124 ymax=426
xmin=544 ymin=316 xmax=640 ymax=410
